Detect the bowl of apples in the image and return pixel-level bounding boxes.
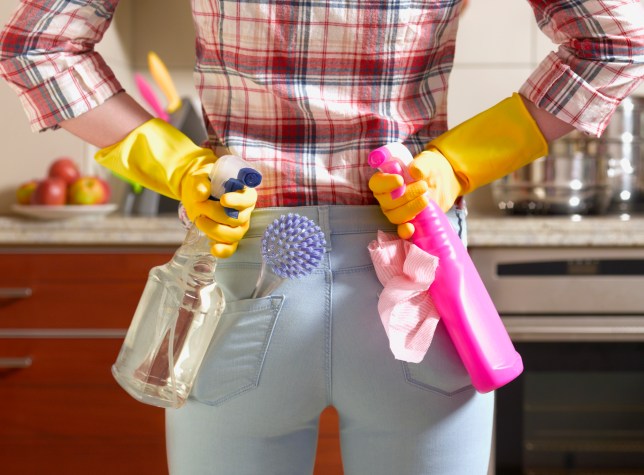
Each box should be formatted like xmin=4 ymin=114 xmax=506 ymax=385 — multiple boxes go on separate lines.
xmin=12 ymin=157 xmax=117 ymax=220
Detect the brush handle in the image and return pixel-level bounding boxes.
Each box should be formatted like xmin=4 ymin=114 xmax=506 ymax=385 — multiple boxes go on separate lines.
xmin=251 ymin=261 xmax=285 ymax=298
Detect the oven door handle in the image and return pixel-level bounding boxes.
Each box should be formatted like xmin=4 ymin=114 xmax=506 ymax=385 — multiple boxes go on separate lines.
xmin=504 ymin=316 xmax=644 ymax=342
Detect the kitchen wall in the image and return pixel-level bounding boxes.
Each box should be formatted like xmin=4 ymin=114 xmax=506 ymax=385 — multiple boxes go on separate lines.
xmin=451 ymin=0 xmax=553 ymax=215
xmin=0 ymin=0 xmax=642 ymax=216
xmin=0 ymin=0 xmax=137 ymax=213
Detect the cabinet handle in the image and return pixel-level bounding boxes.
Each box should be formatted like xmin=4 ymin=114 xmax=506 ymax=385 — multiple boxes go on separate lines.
xmin=0 ymin=288 xmax=32 ymax=299
xmin=0 ymin=357 xmax=33 ymax=369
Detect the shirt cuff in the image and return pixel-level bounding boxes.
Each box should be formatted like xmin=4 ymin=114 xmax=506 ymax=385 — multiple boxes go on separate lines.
xmin=519 ymin=52 xmax=625 ymax=138
xmin=15 ymin=52 xmax=124 ymax=133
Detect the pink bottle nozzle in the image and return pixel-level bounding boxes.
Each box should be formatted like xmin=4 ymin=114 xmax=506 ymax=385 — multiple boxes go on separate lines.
xmin=368 ymin=149 xmax=389 ymax=168
xmin=369 ymin=144 xmax=411 ymax=199
xmin=368 ymin=143 xmax=412 ymax=169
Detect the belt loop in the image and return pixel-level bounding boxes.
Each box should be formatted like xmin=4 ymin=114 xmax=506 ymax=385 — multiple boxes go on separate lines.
xmin=317 ymin=206 xmax=332 ymax=252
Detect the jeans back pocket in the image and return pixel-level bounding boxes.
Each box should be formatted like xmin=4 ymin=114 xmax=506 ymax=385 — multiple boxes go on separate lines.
xmin=402 ymin=323 xmax=474 ymax=397
xmin=191 ymin=295 xmax=284 ymax=406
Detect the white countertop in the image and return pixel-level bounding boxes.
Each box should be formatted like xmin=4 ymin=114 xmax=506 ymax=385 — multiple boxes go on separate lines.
xmin=0 ymin=212 xmax=642 ymax=248
xmin=0 ymin=215 xmax=186 ymax=247
xmin=466 ymin=213 xmax=644 ymax=247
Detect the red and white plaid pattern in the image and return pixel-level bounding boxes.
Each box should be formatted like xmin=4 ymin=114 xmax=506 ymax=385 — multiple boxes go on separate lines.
xmin=0 ymin=1 xmax=123 ymax=131
xmin=1 ymin=0 xmax=643 ymax=207
xmin=521 ymin=0 xmax=644 ymax=137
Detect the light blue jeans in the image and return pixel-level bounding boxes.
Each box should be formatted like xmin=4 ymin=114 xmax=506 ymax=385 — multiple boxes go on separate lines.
xmin=166 ymin=205 xmax=494 ymax=475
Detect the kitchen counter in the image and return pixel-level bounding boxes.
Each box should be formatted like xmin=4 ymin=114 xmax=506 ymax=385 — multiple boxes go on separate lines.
xmin=0 ymin=215 xmax=186 ymax=247
xmin=466 ymin=213 xmax=644 ymax=247
xmin=0 ymin=213 xmax=643 ymax=247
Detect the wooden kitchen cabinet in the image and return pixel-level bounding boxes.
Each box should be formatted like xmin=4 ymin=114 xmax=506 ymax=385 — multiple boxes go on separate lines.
xmin=0 ymin=249 xmax=343 ymax=474
xmin=0 ymin=250 xmax=172 ymax=475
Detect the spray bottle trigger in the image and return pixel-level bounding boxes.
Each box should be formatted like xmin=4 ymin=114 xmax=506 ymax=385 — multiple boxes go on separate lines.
xmin=218 ymin=178 xmax=246 ymax=218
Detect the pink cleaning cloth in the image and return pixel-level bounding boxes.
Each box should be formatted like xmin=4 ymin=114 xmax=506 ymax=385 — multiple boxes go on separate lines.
xmin=368 ymin=231 xmax=440 ymax=363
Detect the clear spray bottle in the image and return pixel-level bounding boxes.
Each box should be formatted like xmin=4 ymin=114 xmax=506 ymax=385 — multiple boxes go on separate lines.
xmin=111 ymin=156 xmax=262 ymax=408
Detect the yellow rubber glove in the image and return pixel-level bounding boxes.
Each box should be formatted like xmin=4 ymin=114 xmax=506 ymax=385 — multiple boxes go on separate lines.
xmin=94 ymin=119 xmax=257 ymax=258
xmin=370 ymin=93 xmax=548 ymax=238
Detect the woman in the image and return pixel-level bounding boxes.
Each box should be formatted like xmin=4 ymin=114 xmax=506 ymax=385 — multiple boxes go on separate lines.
xmin=1 ymin=1 xmax=642 ymax=473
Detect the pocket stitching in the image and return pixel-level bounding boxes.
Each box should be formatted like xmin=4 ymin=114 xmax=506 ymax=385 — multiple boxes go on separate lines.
xmin=199 ymin=295 xmax=285 ymax=407
xmin=402 ymin=361 xmax=474 ymax=397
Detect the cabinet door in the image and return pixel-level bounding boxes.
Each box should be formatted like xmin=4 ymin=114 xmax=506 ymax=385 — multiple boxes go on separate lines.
xmin=0 ymin=252 xmax=172 ymax=329
xmin=0 ymin=337 xmax=344 ymax=475
xmin=0 ymin=338 xmax=168 ymax=475
xmin=0 ymin=250 xmax=343 ymax=474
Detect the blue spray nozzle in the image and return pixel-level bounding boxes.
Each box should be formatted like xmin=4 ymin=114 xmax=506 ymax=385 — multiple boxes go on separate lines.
xmin=223 ymin=178 xmax=246 ymax=194
xmin=238 ymin=168 xmax=262 ymax=188
xmin=209 ymin=155 xmax=263 ymax=219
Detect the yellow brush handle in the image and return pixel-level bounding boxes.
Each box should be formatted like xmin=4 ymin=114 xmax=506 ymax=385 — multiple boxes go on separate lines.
xmin=147 ymin=51 xmax=182 ymax=114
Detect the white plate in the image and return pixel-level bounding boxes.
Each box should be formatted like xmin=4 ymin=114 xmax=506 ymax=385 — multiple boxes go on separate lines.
xmin=11 ymin=203 xmax=118 ymax=220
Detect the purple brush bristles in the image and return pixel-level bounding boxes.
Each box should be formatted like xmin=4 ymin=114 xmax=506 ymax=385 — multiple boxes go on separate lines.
xmin=261 ymin=214 xmax=326 ymax=278
xmin=252 ymin=214 xmax=326 ymax=297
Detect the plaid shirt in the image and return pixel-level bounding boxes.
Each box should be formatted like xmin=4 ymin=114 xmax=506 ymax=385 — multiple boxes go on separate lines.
xmin=1 ymin=1 xmax=643 ymax=207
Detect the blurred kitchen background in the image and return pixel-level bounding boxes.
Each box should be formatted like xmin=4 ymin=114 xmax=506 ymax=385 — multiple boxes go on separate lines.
xmin=1 ymin=0 xmax=641 ymax=217
xmin=3 ymin=2 xmax=644 ymax=475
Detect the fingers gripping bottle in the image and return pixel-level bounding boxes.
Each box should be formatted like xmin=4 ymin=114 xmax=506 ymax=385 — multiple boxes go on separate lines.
xmin=112 ymin=155 xmax=262 ymax=408
xmin=209 ymin=155 xmax=262 ymax=218
xmin=368 ymin=143 xmax=522 ymax=393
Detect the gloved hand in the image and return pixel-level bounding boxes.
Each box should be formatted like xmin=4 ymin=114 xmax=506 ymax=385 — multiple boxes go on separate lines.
xmin=94 ymin=118 xmax=257 ymax=258
xmin=370 ymin=93 xmax=548 ymax=238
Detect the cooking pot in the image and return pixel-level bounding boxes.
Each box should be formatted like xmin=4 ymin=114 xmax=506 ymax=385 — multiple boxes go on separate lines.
xmin=492 ymin=134 xmax=611 ymax=215
xmin=492 ymin=96 xmax=644 ymax=215
xmin=600 ymin=95 xmax=644 ymax=213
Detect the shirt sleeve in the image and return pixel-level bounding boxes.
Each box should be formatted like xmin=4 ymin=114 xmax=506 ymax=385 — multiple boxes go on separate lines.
xmin=521 ymin=0 xmax=644 ymax=137
xmin=0 ymin=0 xmax=124 ymax=132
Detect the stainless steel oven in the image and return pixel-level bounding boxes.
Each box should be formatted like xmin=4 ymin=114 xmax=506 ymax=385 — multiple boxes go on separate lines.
xmin=471 ymin=247 xmax=644 ymax=475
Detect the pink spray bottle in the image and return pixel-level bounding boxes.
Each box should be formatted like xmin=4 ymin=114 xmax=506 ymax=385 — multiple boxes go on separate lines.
xmin=368 ymin=143 xmax=523 ymax=393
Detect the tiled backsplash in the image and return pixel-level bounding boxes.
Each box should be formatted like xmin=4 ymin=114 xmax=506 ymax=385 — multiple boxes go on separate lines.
xmin=1 ymin=0 xmax=642 ymax=215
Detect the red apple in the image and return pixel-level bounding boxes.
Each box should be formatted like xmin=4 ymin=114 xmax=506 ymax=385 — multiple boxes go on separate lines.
xmin=31 ymin=177 xmax=67 ymax=205
xmin=68 ymin=176 xmax=111 ymax=205
xmin=48 ymin=157 xmax=80 ymax=185
xmin=16 ymin=180 xmax=39 ymax=205
xmin=96 ymin=177 xmax=112 ymax=203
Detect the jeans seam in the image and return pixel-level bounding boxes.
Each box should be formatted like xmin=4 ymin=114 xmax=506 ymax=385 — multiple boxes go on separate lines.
xmin=331 ymin=227 xmax=395 ymax=235
xmin=332 ymin=264 xmax=375 ymax=275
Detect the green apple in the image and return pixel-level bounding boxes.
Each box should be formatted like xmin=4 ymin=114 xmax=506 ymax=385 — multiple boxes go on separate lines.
xmin=16 ymin=180 xmax=39 ymax=205
xmin=69 ymin=177 xmax=111 ymax=205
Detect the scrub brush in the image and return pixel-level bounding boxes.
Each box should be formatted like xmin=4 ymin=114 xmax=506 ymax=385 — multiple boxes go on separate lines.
xmin=251 ymin=213 xmax=326 ymax=298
